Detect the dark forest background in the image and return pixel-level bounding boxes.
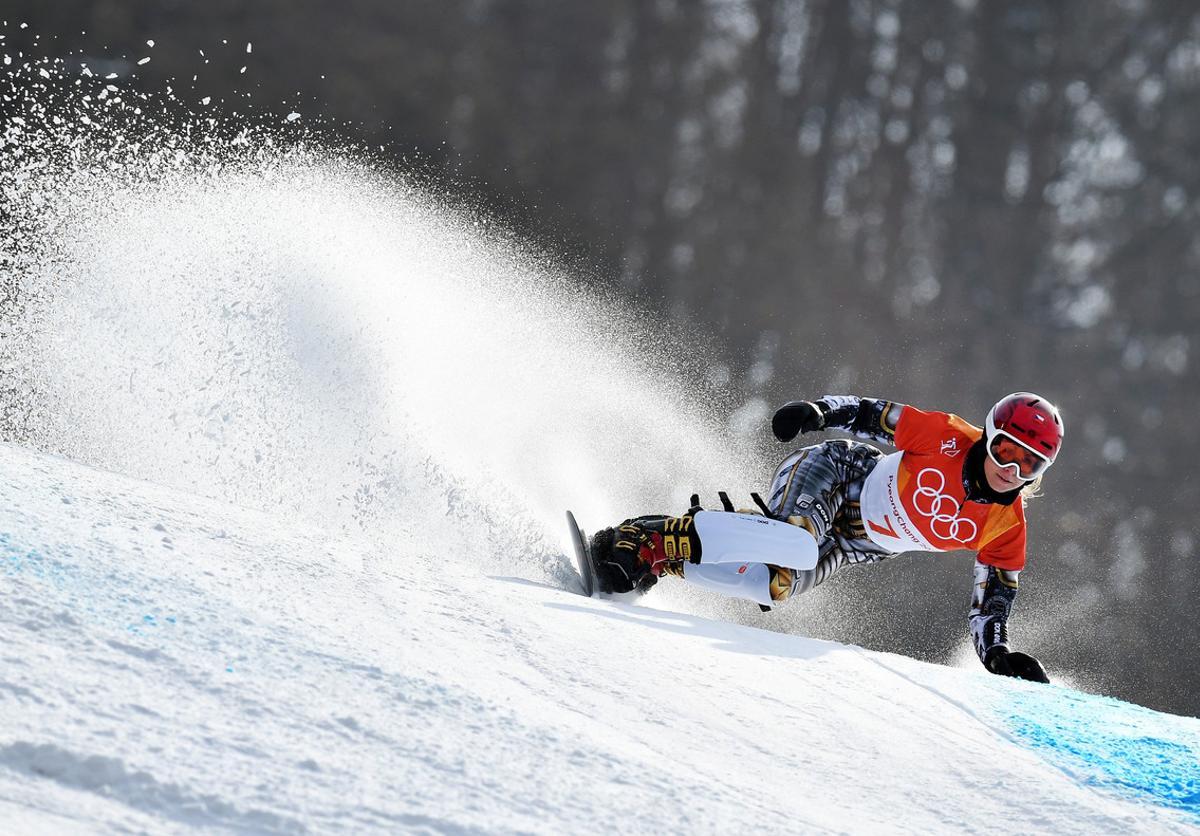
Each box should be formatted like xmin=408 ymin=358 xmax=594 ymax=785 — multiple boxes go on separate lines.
xmin=3 ymin=1 xmax=1198 ymax=715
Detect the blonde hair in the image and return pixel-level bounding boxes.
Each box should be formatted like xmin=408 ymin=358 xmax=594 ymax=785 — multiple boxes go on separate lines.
xmin=1022 ymin=476 xmax=1044 ymax=500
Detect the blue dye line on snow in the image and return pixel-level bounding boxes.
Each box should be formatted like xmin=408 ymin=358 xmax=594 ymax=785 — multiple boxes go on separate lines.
xmin=1004 ymin=686 xmax=1200 ymax=820
xmin=2 ymin=534 xmax=178 ymax=635
xmin=2 ymin=536 xmax=80 ymax=590
xmin=3 ymin=532 xmax=233 ymax=676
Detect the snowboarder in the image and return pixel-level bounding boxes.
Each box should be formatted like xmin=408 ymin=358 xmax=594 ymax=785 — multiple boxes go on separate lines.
xmin=591 ymin=393 xmax=1064 ymax=683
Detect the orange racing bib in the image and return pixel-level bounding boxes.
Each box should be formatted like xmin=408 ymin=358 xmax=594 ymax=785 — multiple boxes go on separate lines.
xmin=859 ymin=407 xmax=1026 ymax=570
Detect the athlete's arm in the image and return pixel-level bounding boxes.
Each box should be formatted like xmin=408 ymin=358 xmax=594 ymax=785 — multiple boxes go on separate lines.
xmin=816 ymin=396 xmax=904 ymax=445
xmin=968 ymin=559 xmax=1050 ymax=683
xmin=771 ymin=396 xmax=905 ymax=445
xmin=969 ymin=559 xmax=1017 ymax=661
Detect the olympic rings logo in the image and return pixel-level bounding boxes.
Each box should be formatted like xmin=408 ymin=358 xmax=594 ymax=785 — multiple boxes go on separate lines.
xmin=912 ymin=468 xmax=977 ymax=543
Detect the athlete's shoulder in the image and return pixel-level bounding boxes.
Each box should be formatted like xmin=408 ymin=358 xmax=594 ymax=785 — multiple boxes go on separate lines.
xmin=896 ymin=406 xmax=983 ymax=452
xmin=944 ymin=412 xmax=984 ymax=442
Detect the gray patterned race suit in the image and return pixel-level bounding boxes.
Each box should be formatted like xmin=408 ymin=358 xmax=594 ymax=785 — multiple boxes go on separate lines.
xmin=765 ymin=439 xmax=895 ymax=597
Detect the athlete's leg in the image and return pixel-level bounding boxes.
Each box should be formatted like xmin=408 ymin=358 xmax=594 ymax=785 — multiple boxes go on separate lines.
xmin=680 ymin=545 xmax=894 ymax=607
xmin=771 ymin=536 xmax=892 ymax=599
xmin=766 ymin=439 xmax=881 ymax=539
xmin=591 ymin=441 xmax=888 ymax=600
xmin=762 ymin=440 xmax=894 ymax=602
xmin=593 ymin=509 xmax=819 ymax=595
xmin=679 ymin=562 xmax=776 ymax=607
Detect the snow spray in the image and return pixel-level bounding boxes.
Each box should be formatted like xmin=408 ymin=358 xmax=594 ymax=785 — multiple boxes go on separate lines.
xmin=0 ymin=29 xmax=1100 ymax=687
xmin=0 ymin=39 xmax=767 ymax=587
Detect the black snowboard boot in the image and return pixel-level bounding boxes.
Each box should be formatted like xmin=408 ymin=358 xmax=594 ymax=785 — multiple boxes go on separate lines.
xmin=590 ymin=514 xmax=701 ymax=594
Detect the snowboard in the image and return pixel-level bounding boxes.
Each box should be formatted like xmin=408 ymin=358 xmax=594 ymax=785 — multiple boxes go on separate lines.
xmin=565 ymin=510 xmax=598 ymax=597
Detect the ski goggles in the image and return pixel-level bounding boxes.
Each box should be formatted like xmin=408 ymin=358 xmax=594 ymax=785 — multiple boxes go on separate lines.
xmin=987 ymin=432 xmax=1054 ymax=481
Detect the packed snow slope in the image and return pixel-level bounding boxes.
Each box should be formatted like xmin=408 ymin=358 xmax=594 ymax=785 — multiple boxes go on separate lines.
xmin=2 ymin=442 xmax=1199 ymax=834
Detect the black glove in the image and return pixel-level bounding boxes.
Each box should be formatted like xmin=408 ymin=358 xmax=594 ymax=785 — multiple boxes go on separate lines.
xmin=772 ymin=401 xmax=824 ymax=442
xmin=985 ymin=646 xmax=1050 ymax=684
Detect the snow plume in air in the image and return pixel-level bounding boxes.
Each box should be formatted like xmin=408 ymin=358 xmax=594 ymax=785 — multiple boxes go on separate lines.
xmin=0 ymin=46 xmax=764 ymax=587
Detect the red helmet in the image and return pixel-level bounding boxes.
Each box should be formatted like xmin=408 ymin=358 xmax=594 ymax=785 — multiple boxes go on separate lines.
xmin=984 ymin=393 xmax=1064 ymax=480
